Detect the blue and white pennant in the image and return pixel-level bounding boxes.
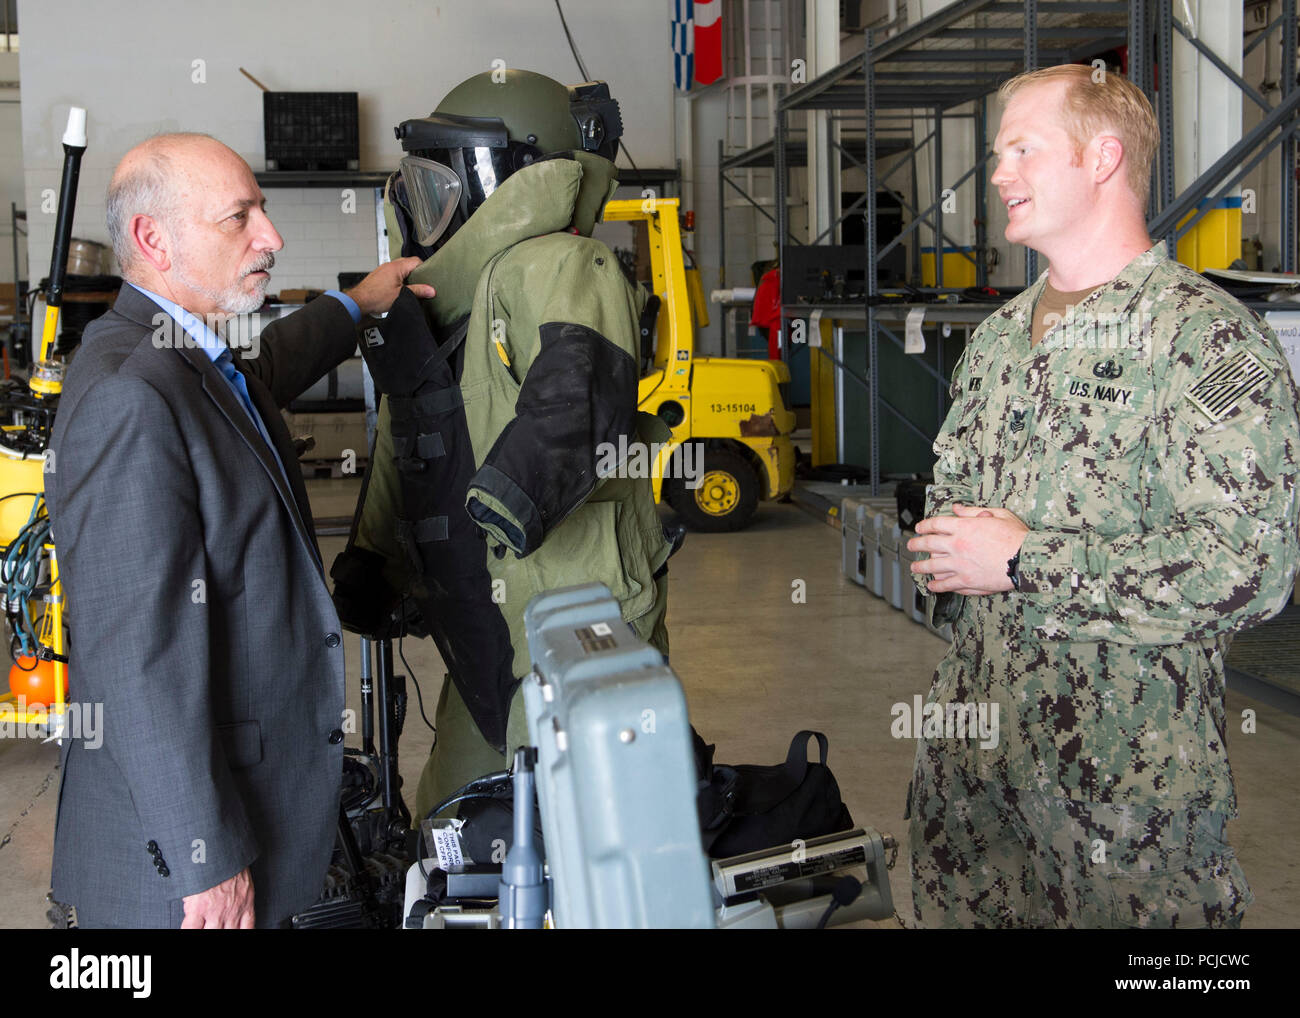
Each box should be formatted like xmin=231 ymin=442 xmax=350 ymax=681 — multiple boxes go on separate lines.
xmin=672 ymin=0 xmax=695 ymax=91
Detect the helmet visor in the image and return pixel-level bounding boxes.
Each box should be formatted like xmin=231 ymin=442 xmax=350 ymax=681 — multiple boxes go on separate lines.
xmin=399 ymin=156 xmax=463 ymax=247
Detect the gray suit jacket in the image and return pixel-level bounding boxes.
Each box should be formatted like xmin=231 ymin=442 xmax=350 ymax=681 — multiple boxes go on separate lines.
xmin=45 ymin=285 xmax=356 ymax=928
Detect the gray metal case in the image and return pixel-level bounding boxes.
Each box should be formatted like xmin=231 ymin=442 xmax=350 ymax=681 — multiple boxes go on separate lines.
xmin=876 ymin=511 xmax=904 ymax=610
xmin=840 ymin=498 xmax=869 ymax=587
xmin=522 ymin=583 xmax=715 ymax=929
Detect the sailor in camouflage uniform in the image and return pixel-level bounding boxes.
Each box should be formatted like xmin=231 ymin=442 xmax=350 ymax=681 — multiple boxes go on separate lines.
xmin=907 ymin=64 xmax=1300 ymax=927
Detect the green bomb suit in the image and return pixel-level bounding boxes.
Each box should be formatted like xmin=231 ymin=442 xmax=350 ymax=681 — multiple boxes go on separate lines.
xmin=341 ymin=153 xmax=670 ymax=817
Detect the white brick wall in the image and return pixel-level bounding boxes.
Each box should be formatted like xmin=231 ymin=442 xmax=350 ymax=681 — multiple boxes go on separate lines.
xmin=17 ymin=0 xmax=675 ymax=294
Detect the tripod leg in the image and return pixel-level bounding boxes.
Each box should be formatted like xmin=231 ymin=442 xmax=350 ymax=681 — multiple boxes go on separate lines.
xmin=359 ymin=636 xmax=376 ymax=758
xmin=375 ymin=639 xmax=412 ymax=834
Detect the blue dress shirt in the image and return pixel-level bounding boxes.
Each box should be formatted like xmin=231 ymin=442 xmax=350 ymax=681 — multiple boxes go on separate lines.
xmin=128 ymin=282 xmax=360 ymax=480
xmin=129 ymin=284 xmax=359 ymax=570
xmin=129 ymin=280 xmax=361 ymax=468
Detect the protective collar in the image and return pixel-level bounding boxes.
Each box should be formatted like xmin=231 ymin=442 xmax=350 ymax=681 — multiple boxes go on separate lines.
xmin=404 ymin=152 xmax=620 ymax=325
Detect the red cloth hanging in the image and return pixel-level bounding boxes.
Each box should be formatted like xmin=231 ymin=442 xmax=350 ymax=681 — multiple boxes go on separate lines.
xmin=750 ymin=268 xmax=782 ymax=359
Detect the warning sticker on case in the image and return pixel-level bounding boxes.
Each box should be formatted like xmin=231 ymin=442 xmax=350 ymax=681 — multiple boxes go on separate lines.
xmin=574 ymin=621 xmax=617 ymax=654
xmin=731 ymin=844 xmax=868 ymax=894
xmin=431 ymin=827 xmax=465 ymax=871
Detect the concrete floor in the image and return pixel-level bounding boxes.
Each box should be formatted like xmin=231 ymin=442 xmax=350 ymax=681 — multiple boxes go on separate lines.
xmin=2 ymin=479 xmax=1297 ymax=927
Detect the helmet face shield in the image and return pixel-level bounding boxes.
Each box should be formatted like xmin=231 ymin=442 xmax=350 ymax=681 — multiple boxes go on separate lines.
xmin=398 ymin=156 xmax=464 ymax=247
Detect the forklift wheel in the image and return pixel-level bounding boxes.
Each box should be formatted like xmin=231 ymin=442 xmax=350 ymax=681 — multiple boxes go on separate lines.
xmin=667 ymin=448 xmax=760 ymax=532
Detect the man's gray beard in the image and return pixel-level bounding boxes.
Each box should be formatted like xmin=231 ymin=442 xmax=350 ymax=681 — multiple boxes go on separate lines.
xmin=172 ymin=255 xmax=272 ymax=316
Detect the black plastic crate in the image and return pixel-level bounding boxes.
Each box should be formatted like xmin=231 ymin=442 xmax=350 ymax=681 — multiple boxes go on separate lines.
xmin=263 ymin=92 xmax=359 ymax=172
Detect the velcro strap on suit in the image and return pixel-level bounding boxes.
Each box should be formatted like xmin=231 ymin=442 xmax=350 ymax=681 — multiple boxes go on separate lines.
xmin=394 ymin=516 xmax=449 ymax=573
xmin=388 ymin=388 xmax=464 ymax=419
xmin=393 ymin=431 xmax=447 ymax=473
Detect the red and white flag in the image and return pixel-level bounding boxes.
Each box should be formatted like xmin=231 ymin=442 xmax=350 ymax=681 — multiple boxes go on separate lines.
xmin=694 ymin=0 xmax=723 ymax=86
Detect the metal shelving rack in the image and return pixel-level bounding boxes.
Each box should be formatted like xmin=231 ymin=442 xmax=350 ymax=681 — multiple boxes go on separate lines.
xmin=744 ymin=0 xmax=1300 ymax=494
xmin=717 ymin=132 xmax=912 ymax=285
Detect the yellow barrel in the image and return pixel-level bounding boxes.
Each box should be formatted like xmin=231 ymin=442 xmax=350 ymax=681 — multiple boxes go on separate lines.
xmin=0 ymin=428 xmax=48 ymax=546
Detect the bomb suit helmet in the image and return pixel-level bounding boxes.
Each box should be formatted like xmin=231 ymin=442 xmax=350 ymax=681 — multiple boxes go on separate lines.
xmin=392 ymin=69 xmax=623 ymax=251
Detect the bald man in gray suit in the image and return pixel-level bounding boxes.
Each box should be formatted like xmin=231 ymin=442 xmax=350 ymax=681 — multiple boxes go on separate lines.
xmin=46 ymin=133 xmax=433 ymax=928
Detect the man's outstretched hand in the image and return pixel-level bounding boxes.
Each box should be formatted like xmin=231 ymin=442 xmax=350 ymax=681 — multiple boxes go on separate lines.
xmin=907 ymin=503 xmax=1029 ymax=596
xmin=344 ymin=256 xmax=436 ymax=316
xmin=181 ymin=867 xmax=255 ymax=929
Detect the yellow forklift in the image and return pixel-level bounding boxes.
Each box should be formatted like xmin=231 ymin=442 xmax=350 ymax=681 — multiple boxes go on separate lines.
xmin=603 ymin=197 xmax=795 ymax=531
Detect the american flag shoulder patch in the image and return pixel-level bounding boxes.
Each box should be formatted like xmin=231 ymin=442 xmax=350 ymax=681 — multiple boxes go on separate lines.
xmin=1184 ymin=348 xmax=1273 ymax=423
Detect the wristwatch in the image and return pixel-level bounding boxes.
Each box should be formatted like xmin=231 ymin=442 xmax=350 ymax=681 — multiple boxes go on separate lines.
xmin=1006 ymin=551 xmax=1021 ymax=591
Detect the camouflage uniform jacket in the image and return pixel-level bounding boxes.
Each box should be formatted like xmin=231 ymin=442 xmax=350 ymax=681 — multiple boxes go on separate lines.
xmin=917 ymin=243 xmax=1300 ymax=811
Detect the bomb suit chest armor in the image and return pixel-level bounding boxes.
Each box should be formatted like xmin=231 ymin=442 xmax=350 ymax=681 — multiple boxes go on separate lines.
xmin=919 ymin=243 xmax=1300 ymax=810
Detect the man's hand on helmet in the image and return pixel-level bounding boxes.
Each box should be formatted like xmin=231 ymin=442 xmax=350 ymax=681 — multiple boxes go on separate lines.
xmin=345 ymin=256 xmax=436 ymax=316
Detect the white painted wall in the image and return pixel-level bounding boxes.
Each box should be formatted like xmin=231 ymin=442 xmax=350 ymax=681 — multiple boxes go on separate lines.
xmin=1173 ymin=0 xmax=1244 ymax=195
xmin=906 ymin=0 xmax=962 ymax=23
xmin=0 ymin=50 xmax=23 ymax=290
xmin=1242 ymin=0 xmax=1289 ymax=270
xmin=689 ymin=86 xmax=749 ymax=355
xmin=806 ymin=0 xmax=840 ymax=244
xmin=17 ymin=0 xmax=674 ymax=290
xmin=681 ymin=0 xmax=798 ymax=355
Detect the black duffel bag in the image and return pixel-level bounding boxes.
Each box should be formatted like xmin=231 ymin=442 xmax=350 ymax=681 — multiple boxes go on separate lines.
xmin=695 ymin=730 xmax=855 ymax=858
xmin=894 ymin=477 xmax=932 ymax=532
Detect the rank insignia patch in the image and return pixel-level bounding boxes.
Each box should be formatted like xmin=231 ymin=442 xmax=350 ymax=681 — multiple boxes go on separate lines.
xmin=1185 ymin=349 xmax=1273 ymax=423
